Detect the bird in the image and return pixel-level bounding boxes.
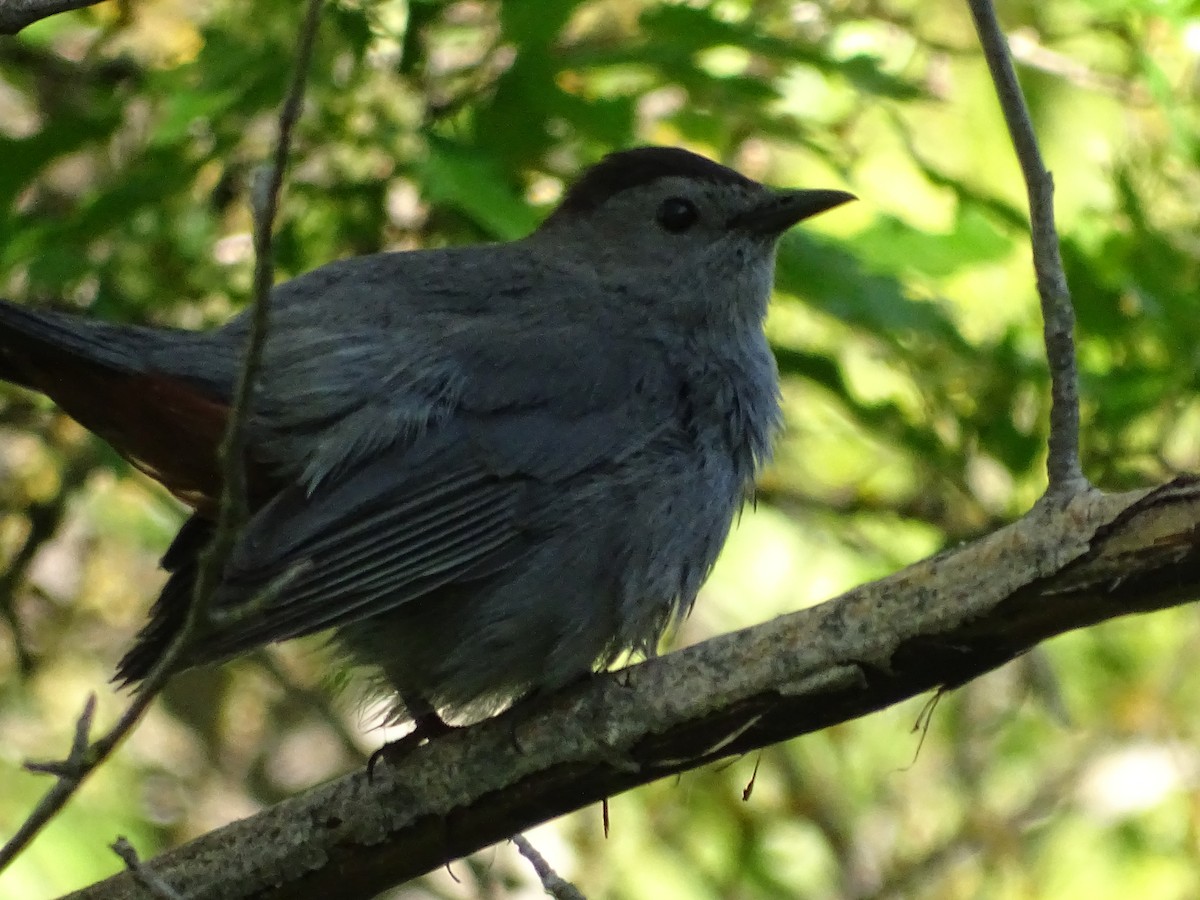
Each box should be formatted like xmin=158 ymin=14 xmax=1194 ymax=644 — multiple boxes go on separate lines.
xmin=0 ymin=146 xmax=853 ymax=733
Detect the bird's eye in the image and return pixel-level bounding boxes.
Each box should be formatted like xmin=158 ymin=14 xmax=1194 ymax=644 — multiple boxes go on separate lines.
xmin=656 ymin=197 xmax=699 ymax=233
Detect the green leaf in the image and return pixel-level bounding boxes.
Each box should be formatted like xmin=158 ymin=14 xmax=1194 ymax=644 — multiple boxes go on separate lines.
xmin=501 ymin=0 xmax=584 ymax=47
xmin=776 ymin=232 xmax=969 ymax=348
xmin=851 ymin=207 xmax=1014 ymax=278
xmin=0 ymin=108 xmax=121 ymax=211
xmin=419 ymin=140 xmax=541 ymax=240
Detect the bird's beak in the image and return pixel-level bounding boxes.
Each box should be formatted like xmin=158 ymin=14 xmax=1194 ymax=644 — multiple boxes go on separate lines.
xmin=729 ymin=188 xmax=856 ymax=236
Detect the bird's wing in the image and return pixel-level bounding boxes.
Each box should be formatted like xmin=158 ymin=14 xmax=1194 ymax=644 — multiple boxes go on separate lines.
xmin=453 ymin=323 xmax=679 ymax=479
xmin=114 ymin=432 xmax=528 ymax=681
xmin=249 ymin=317 xmax=674 ymax=484
xmin=164 ymin=330 xmax=678 ymax=665
xmin=190 ymin=431 xmax=527 ymax=660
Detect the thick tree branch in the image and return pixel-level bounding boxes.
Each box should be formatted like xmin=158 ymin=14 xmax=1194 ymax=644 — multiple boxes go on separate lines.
xmin=967 ymin=0 xmax=1087 ymax=497
xmin=65 ymin=479 xmax=1200 ymax=900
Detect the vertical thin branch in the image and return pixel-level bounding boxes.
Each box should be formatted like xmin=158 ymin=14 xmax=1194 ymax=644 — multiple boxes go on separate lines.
xmin=197 ymin=0 xmax=324 ymax=590
xmin=0 ymin=0 xmax=326 ymax=874
xmin=0 ymin=432 xmax=98 ymax=677
xmin=966 ymin=0 xmax=1090 ymax=498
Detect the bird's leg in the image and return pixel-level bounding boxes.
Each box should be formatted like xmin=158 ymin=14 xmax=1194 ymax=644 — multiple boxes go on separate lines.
xmin=367 ymin=697 xmax=456 ymax=779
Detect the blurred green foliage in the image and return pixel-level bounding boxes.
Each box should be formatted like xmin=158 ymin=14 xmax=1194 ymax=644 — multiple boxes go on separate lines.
xmin=1 ymin=0 xmax=1199 ymax=897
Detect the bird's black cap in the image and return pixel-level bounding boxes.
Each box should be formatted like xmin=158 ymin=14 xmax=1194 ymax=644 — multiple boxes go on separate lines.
xmin=551 ymin=147 xmax=757 ymax=218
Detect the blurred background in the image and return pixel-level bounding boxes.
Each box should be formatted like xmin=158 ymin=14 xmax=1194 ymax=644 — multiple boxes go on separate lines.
xmin=2 ymin=0 xmax=1200 ymax=896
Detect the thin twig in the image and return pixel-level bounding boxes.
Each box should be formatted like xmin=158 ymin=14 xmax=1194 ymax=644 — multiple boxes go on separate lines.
xmin=0 ymin=0 xmax=107 ymax=35
xmin=512 ymin=834 xmax=588 ymax=900
xmin=0 ymin=431 xmax=99 ymax=678
xmin=110 ymin=838 xmax=183 ymax=900
xmin=1006 ymin=31 xmax=1148 ymax=102
xmin=24 ymin=693 xmax=95 ymax=777
xmin=0 ymin=0 xmax=326 ymax=873
xmin=0 ymin=696 xmax=94 ymax=869
xmin=966 ymin=0 xmax=1089 ymax=498
xmin=196 ymin=0 xmax=323 ymax=605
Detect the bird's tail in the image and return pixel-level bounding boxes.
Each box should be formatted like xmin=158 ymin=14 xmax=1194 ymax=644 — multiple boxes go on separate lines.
xmin=0 ymin=298 xmax=234 ymax=507
xmin=0 ymin=298 xmax=147 ymax=386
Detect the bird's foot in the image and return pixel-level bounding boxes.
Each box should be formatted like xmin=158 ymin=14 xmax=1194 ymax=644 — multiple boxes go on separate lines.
xmin=367 ymin=711 xmax=456 ymax=780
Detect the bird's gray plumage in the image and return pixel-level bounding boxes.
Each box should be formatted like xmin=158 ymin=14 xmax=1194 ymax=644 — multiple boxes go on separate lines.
xmin=0 ymin=147 xmax=853 ymax=723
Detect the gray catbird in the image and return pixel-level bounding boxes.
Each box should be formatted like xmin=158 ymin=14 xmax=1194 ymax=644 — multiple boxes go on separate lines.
xmin=0 ymin=147 xmax=852 ymax=729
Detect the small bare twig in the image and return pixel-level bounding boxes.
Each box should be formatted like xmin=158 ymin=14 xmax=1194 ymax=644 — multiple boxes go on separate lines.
xmin=24 ymin=693 xmax=95 ymax=778
xmin=196 ymin=0 xmax=323 ymax=608
xmin=1006 ymin=30 xmax=1147 ymax=102
xmin=0 ymin=695 xmax=94 ymax=870
xmin=0 ymin=0 xmax=326 ymax=873
xmin=111 ymin=838 xmax=183 ymax=900
xmin=0 ymin=0 xmax=107 ymax=35
xmin=0 ymin=429 xmax=98 ymax=677
xmin=742 ymin=753 xmax=762 ymax=801
xmin=512 ymin=834 xmax=588 ymax=900
xmin=966 ymin=0 xmax=1089 ymax=498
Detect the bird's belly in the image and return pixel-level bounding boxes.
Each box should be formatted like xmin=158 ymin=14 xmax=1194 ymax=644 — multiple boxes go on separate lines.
xmin=339 ymin=457 xmax=747 ymax=723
